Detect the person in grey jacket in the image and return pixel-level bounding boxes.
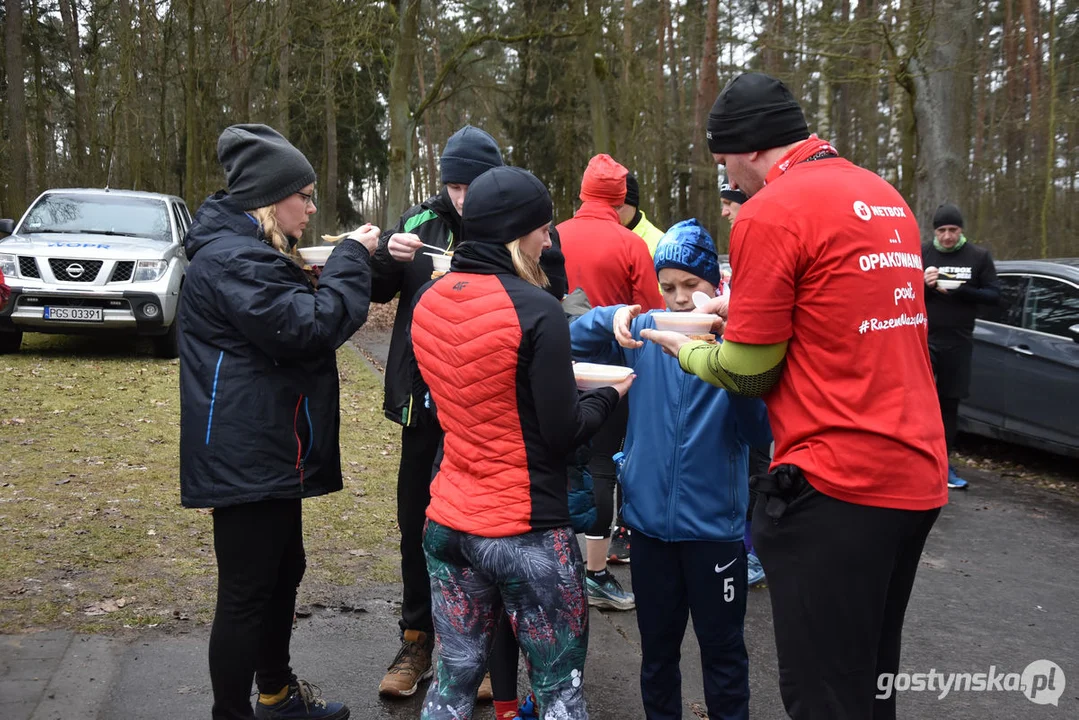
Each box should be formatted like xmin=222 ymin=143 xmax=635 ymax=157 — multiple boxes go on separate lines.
xmin=178 ymin=124 xmax=377 ymax=720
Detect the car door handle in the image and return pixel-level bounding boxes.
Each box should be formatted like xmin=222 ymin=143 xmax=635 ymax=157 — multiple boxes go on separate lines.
xmin=1008 ymin=345 xmax=1034 ymax=356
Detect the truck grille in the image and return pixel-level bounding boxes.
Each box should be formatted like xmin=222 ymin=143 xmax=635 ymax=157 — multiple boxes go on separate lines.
xmin=17 ymin=296 xmax=129 ymax=310
xmin=110 ymin=261 xmax=135 ymax=282
xmin=18 ymin=256 xmax=40 ymax=278
xmin=49 ymin=258 xmax=103 ymax=282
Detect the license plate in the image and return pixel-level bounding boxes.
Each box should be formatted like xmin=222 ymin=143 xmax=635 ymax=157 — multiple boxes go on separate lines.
xmin=43 ymin=306 xmax=103 ymax=322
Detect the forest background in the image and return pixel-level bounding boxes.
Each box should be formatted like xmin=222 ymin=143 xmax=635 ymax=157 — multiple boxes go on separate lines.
xmin=1 ymin=0 xmax=1075 ymax=256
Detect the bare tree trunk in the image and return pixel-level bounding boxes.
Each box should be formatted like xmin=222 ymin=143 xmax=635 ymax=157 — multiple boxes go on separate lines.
xmin=59 ymin=0 xmax=89 ymax=177
xmin=584 ymin=0 xmax=610 ymax=153
xmin=276 ymin=0 xmax=290 ymax=135
xmin=321 ymin=13 xmax=338 ymax=238
xmin=1039 ymin=0 xmax=1057 ymax=258
xmin=5 ymin=0 xmax=28 ymax=214
xmin=386 ymin=0 xmax=421 ymax=223
xmin=690 ymin=0 xmax=719 ymax=224
xmin=184 ymin=0 xmax=199 ymax=205
xmin=653 ymin=0 xmax=672 ymax=225
xmin=910 ymin=0 xmax=975 ymax=237
xmin=29 ymin=0 xmax=48 ymax=192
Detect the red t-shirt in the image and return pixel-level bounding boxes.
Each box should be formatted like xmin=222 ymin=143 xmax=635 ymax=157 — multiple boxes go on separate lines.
xmin=725 ymin=144 xmax=947 ymax=511
xmin=558 ymin=201 xmax=664 ymax=310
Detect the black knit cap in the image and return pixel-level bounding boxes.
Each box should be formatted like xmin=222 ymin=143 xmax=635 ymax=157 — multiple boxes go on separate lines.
xmin=440 ymin=125 xmax=504 ymax=185
xmin=462 ymin=167 xmax=553 ymax=245
xmin=217 ymin=124 xmax=316 ymax=209
xmin=625 ymin=173 xmax=640 ymax=209
xmin=706 ymin=73 xmax=810 ymax=154
xmin=932 ymin=203 xmax=964 ymax=229
xmin=720 ymin=176 xmax=748 ymax=205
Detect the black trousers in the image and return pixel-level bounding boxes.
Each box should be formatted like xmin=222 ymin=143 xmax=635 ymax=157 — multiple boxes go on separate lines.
xmin=586 ymin=395 xmax=629 ymax=538
xmin=752 ymin=479 xmax=939 ymax=720
xmin=209 ymin=498 xmax=306 ymax=720
xmin=632 ymin=531 xmax=749 ymax=720
xmin=398 ymin=422 xmax=442 ymax=635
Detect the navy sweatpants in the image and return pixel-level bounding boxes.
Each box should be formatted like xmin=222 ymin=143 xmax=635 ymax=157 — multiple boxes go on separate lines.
xmin=631 ymin=530 xmax=749 ymax=720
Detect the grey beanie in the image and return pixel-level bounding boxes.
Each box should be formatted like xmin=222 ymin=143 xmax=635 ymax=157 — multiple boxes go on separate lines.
xmin=217 ymin=124 xmax=317 ymax=209
xmin=440 ymin=125 xmax=504 ymax=185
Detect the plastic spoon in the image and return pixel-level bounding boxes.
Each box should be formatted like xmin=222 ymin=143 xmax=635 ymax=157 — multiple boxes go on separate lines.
xmin=692 ymin=291 xmax=713 ymax=310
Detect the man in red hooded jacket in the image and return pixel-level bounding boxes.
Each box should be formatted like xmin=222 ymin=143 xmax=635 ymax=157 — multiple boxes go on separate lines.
xmin=559 ymin=154 xmax=664 ymax=612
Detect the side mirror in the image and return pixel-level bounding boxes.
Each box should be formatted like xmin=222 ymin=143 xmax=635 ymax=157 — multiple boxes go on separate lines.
xmin=0 ymin=219 xmax=15 ymax=235
xmin=1068 ymin=324 xmax=1079 ymax=344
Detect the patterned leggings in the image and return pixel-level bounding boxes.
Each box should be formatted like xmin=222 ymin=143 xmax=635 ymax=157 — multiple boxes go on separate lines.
xmin=421 ymin=520 xmax=589 ymax=720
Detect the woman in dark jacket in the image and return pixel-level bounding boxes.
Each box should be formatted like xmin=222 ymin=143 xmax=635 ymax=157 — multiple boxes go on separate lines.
xmin=411 ymin=166 xmax=632 ymax=720
xmin=178 ymin=124 xmax=377 ymax=720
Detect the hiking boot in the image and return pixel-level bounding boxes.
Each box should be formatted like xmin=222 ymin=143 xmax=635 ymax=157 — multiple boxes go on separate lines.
xmin=477 ymin=672 xmax=493 ymax=702
xmin=947 ymin=465 xmax=969 ymax=490
xmin=747 ymin=552 xmax=766 ymax=587
xmin=378 ymin=629 xmax=433 ymax=697
xmin=586 ymin=571 xmax=635 ymax=611
xmin=608 ymin=526 xmax=631 ymax=564
xmin=254 ymin=679 xmax=349 ymax=720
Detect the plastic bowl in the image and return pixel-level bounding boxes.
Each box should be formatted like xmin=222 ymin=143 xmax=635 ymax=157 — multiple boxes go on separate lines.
xmin=651 ymin=311 xmax=717 ymax=334
xmin=297 ymin=246 xmax=334 ymax=266
xmin=937 ymin=279 xmax=965 ymax=290
xmin=426 ymin=252 xmax=452 ymax=272
xmin=573 ymin=362 xmax=633 ymax=391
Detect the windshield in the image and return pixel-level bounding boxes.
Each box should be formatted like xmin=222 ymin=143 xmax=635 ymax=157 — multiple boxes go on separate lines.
xmin=20 ymin=194 xmax=172 ymax=242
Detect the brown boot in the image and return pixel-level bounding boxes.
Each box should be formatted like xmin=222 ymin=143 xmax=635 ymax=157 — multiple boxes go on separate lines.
xmin=378 ymin=629 xmax=433 ymax=697
xmin=476 ymin=672 xmax=493 ymax=702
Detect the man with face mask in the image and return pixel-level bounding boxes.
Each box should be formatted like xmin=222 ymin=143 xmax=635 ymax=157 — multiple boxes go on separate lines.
xmin=641 ymin=72 xmax=948 ymax=720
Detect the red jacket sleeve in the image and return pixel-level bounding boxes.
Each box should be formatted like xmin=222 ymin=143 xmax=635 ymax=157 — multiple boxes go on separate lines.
xmin=627 ymin=238 xmax=664 ymax=310
xmin=0 ymin=269 xmax=9 ymax=309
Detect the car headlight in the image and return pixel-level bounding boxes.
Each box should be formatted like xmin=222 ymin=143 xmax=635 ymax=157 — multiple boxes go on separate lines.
xmin=0 ymin=253 xmax=16 ymax=277
xmin=133 ymin=259 xmax=169 ymax=282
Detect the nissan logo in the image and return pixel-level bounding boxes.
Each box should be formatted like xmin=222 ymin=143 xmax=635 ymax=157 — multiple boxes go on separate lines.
xmin=66 ymin=263 xmax=85 ymax=278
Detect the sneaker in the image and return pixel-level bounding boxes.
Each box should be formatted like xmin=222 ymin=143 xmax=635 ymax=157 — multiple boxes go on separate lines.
xmin=586 ymin=571 xmax=635 ymax=611
xmin=254 ymin=679 xmax=349 ymax=720
xmin=378 ymin=629 xmax=433 ymax=697
xmin=516 ymin=693 xmax=539 ymax=720
xmin=747 ymin=552 xmax=766 ymax=587
xmin=608 ymin=526 xmax=631 ymax=564
xmin=477 ymin=672 xmax=493 ymax=702
xmin=947 ymin=466 xmax=969 ymax=490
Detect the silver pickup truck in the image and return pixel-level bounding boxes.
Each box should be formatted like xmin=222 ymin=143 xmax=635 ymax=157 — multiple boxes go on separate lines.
xmin=0 ymin=188 xmax=192 ymax=358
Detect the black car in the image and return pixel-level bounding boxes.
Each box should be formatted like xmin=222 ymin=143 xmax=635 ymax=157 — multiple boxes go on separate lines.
xmin=961 ymin=259 xmax=1079 ymax=458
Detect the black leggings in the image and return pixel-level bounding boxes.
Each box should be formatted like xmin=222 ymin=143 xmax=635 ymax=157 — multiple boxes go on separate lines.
xmin=586 ymin=396 xmax=629 ymax=538
xmin=939 ymin=397 xmax=960 ymax=455
xmin=209 ymin=498 xmax=305 ymax=720
xmin=489 ymin=612 xmax=519 ymax=702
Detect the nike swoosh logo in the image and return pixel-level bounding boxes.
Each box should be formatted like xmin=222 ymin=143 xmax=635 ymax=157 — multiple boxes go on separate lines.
xmin=714 ymin=558 xmax=738 ymax=574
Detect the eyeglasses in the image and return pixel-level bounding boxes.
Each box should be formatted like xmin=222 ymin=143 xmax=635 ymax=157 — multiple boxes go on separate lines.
xmin=295 ymin=190 xmax=316 ymax=207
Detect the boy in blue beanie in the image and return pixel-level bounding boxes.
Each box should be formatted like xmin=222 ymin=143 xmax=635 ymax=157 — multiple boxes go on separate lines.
xmin=570 ymin=219 xmax=772 ymax=720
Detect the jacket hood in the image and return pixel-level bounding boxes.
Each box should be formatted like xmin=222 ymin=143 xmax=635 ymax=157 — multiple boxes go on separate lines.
xmin=185 ymin=191 xmax=263 ymax=260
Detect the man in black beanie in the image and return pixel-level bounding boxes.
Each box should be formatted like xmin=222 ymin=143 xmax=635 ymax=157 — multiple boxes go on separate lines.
xmin=617 ymin=172 xmax=666 ymax=257
xmin=369 ymin=124 xmax=503 ymax=699
xmin=922 ymin=203 xmax=1000 ymax=490
xmin=642 ymin=72 xmax=948 ymax=720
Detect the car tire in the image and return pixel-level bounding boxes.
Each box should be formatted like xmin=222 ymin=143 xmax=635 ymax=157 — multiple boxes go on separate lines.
xmin=153 ymin=322 xmax=179 ymax=359
xmin=0 ymin=329 xmax=22 ymax=354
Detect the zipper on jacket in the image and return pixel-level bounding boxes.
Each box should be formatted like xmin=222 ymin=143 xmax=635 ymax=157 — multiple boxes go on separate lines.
xmin=667 ymin=373 xmax=689 ymax=538
xmin=293 ymin=395 xmax=306 ymax=490
xmin=729 ymin=451 xmax=738 ymax=522
xmin=205 ymin=351 xmax=224 ymax=445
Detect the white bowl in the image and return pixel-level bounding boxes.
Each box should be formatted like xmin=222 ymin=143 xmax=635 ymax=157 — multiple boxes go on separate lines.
xmin=297 ymin=246 xmax=334 ymax=266
xmin=651 ymin=311 xmax=717 ymax=334
xmin=937 ymin=279 xmax=965 ymax=290
xmin=425 ymin=252 xmax=452 ymax=272
xmin=573 ymin=362 xmax=633 ymax=390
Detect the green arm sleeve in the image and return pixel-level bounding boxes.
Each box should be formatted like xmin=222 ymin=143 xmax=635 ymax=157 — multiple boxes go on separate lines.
xmin=677 ymin=339 xmax=789 ymax=397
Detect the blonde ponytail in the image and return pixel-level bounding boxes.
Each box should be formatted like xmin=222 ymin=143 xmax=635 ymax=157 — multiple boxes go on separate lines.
xmin=506 ymin=239 xmax=549 ymax=289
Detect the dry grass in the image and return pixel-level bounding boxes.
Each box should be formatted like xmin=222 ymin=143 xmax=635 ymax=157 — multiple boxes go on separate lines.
xmin=0 ymin=333 xmax=401 ymax=634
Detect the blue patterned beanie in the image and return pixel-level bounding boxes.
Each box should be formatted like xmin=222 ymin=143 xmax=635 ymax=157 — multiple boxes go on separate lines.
xmin=653 ymin=219 xmax=720 ymax=287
